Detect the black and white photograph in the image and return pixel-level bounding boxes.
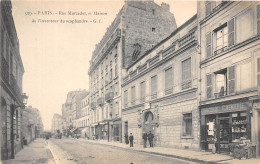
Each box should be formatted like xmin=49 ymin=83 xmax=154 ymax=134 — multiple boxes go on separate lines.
xmin=0 ymin=0 xmax=260 ymax=163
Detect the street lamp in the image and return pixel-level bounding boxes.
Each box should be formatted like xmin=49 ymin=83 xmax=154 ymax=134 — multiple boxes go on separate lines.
xmin=10 ymin=93 xmax=28 ymax=159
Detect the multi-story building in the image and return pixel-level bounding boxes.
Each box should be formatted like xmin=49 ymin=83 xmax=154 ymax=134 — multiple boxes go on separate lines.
xmin=21 ymin=106 xmax=43 ymax=145
xmin=197 ymin=1 xmax=260 ymax=155
xmin=122 ymin=15 xmax=199 ymax=149
xmin=61 ymin=89 xmax=87 ymax=136
xmin=0 ymin=0 xmax=26 ymax=160
xmin=51 ymin=113 xmax=64 ymax=134
xmin=88 ymin=0 xmax=177 ymax=142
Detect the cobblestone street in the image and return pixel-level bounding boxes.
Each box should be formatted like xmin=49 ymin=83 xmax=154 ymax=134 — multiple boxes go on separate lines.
xmin=48 ymin=138 xmax=194 ymax=164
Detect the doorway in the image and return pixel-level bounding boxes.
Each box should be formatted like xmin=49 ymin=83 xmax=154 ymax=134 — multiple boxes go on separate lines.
xmin=217 ymin=118 xmax=230 ymax=153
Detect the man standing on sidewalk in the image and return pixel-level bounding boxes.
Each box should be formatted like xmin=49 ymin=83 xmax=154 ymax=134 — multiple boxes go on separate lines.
xmin=142 ymin=132 xmax=147 ymax=148
xmin=148 ymin=131 xmax=154 ymax=147
xmin=129 ymin=133 xmax=134 ymax=147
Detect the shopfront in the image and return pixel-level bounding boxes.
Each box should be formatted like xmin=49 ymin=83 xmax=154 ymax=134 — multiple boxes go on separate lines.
xmin=200 ymin=99 xmax=251 ymax=153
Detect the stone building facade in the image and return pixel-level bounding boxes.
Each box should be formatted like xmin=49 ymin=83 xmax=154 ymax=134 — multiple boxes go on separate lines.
xmin=121 ymin=15 xmax=199 ymax=150
xmin=197 ymin=1 xmax=260 ymax=155
xmin=51 ymin=113 xmax=64 ymax=134
xmin=0 ymin=0 xmax=25 ymax=160
xmin=88 ymin=0 xmax=177 ymax=142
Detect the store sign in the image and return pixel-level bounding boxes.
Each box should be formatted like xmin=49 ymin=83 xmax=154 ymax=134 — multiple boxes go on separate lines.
xmin=201 ymin=102 xmax=247 ymax=115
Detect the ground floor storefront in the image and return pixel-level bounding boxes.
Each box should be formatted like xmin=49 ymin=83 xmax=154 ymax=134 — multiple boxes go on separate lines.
xmin=200 ymin=98 xmax=256 ymax=158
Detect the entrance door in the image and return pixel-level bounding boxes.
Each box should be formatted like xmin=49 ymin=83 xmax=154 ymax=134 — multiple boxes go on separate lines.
xmin=143 ymin=111 xmax=154 ymax=133
xmin=218 ymin=118 xmax=230 ymax=153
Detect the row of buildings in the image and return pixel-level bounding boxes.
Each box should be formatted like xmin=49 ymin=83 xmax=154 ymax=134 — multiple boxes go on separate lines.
xmin=57 ymin=0 xmax=260 ymax=157
xmin=0 ymin=0 xmax=44 ymax=161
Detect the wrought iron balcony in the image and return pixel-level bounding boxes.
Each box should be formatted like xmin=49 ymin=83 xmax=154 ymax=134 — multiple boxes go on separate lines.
xmin=97 ymin=97 xmax=104 ymax=106
xmin=105 ymin=92 xmax=114 ymax=102
xmin=90 ymin=102 xmax=96 ymax=109
xmin=1 ymin=56 xmax=9 ymax=83
xmin=214 ymin=46 xmax=228 ymax=56
xmin=214 ymin=91 xmax=227 ymax=98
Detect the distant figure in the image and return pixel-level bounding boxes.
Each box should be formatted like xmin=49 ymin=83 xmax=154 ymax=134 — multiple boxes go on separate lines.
xmin=148 ymin=131 xmax=154 ymax=147
xmin=129 ymin=133 xmax=134 ymax=147
xmin=142 ymin=132 xmax=148 ymax=148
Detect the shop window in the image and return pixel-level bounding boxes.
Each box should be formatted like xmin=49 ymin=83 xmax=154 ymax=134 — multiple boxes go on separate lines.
xmin=214 ymin=69 xmax=227 ymax=98
xmin=183 ymin=113 xmax=192 ymax=136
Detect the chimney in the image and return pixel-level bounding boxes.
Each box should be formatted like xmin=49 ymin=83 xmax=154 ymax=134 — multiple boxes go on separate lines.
xmin=161 ymin=2 xmax=170 ymax=11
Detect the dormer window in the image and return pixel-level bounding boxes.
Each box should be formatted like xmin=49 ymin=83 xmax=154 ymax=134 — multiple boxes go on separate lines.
xmin=152 ymin=28 xmax=155 ymax=32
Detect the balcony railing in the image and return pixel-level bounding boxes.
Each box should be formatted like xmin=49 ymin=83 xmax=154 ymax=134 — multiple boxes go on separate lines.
xmin=182 ymin=81 xmax=192 ymax=90
xmin=1 ymin=56 xmax=9 ymax=83
xmin=90 ymin=102 xmax=96 ymax=109
xmin=165 ymin=87 xmax=173 ymax=95
xmin=149 ymin=54 xmax=160 ymax=66
xmin=178 ymin=31 xmax=195 ymax=48
xmin=214 ymin=91 xmax=227 ymax=98
xmin=140 ymin=97 xmax=145 ymax=103
xmin=97 ymin=97 xmax=104 ymax=106
xmin=214 ymin=46 xmax=228 ymax=56
xmin=162 ymin=44 xmax=175 ymax=58
xmin=151 ymin=92 xmax=157 ymax=99
xmin=138 ymin=63 xmax=147 ymax=73
xmin=105 ymin=92 xmax=114 ymax=102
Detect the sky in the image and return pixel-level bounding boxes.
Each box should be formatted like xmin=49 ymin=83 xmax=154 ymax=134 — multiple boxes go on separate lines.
xmin=11 ymin=0 xmax=197 ymax=130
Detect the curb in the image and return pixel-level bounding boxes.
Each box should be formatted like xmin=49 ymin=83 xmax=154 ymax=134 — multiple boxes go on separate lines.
xmin=76 ymin=139 xmax=230 ymax=164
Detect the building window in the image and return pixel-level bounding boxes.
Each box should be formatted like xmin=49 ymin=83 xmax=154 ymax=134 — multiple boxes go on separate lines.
xmin=183 ymin=113 xmax=192 ymax=136
xmin=140 ymin=81 xmax=145 ymax=103
xmin=182 ymin=58 xmax=191 ymax=89
xmin=165 ymin=67 xmax=173 ymax=95
xmin=151 ymin=75 xmax=157 ymax=99
xmin=152 ymin=9 xmax=155 ymax=15
xmin=131 ymin=86 xmax=135 ymax=105
xmin=214 ymin=69 xmax=227 ymax=98
xmin=152 ymin=28 xmax=155 ymax=32
xmin=214 ymin=25 xmax=228 ymax=55
xmin=115 ymin=64 xmax=118 ymax=77
xmin=124 ymin=90 xmax=128 ymax=108
xmin=114 ymin=82 xmax=119 ymax=96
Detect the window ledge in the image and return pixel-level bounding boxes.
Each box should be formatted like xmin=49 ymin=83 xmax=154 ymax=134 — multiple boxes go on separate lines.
xmin=181 ymin=136 xmax=193 ymax=139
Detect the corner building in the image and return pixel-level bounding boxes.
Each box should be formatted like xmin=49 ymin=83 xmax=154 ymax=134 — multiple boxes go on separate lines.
xmin=88 ymin=0 xmax=177 ymax=142
xmin=198 ymin=1 xmax=260 ymax=155
xmin=121 ymin=15 xmax=199 ymax=149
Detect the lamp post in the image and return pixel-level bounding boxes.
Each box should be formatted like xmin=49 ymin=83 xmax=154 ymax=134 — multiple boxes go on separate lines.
xmin=10 ymin=93 xmax=28 ymax=159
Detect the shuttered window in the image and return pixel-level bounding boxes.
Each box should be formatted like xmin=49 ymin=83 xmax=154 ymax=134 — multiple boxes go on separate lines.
xmin=228 ymin=66 xmax=235 ymax=94
xmin=206 ymin=74 xmax=212 ymax=99
xmin=124 ymin=90 xmax=128 ymax=107
xmin=206 ymin=32 xmax=212 ymax=58
xmin=165 ymin=67 xmax=173 ymax=95
xmin=140 ymin=81 xmax=145 ymax=102
xmin=131 ymin=86 xmax=135 ymax=105
xmin=257 ymin=5 xmax=260 ymax=35
xmin=205 ymin=1 xmax=212 ymax=16
xmin=228 ymin=18 xmax=235 ymax=47
xmin=182 ymin=58 xmax=191 ymax=83
xmin=151 ymin=75 xmax=157 ymax=99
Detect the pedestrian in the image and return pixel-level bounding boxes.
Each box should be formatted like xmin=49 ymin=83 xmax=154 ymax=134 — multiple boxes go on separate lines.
xmin=129 ymin=133 xmax=134 ymax=147
xmin=142 ymin=132 xmax=148 ymax=148
xmin=148 ymin=131 xmax=154 ymax=147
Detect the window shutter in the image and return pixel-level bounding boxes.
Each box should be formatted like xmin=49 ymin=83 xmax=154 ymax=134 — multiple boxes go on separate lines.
xmin=257 ymin=5 xmax=260 ymax=35
xmin=228 ymin=66 xmax=235 ymax=94
xmin=205 ymin=1 xmax=212 ymax=16
xmin=206 ymin=74 xmax=212 ymax=99
xmin=206 ymin=32 xmax=212 ymax=58
xmin=228 ymin=18 xmax=235 ymax=47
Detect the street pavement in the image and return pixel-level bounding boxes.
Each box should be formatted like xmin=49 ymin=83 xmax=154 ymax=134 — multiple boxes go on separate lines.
xmin=2 ymin=139 xmax=55 ymax=164
xmin=48 ymin=138 xmax=195 ymax=164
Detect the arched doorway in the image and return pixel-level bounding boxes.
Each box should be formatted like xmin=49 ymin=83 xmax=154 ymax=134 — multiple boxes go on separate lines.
xmin=1 ymin=98 xmax=8 ymax=160
xmin=143 ymin=111 xmax=155 ymax=134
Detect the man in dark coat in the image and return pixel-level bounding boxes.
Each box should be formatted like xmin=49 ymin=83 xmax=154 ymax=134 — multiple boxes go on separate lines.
xmin=129 ymin=133 xmax=134 ymax=147
xmin=148 ymin=131 xmax=154 ymax=147
xmin=143 ymin=132 xmax=148 ymax=148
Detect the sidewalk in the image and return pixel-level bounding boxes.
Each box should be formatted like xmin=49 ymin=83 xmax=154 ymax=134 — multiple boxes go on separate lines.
xmin=77 ymin=138 xmax=260 ymax=164
xmin=2 ymin=139 xmax=55 ymax=164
